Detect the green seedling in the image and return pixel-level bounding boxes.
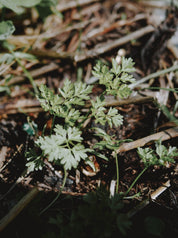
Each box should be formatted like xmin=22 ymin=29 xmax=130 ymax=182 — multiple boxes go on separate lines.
xmin=124 ymin=139 xmax=178 ymax=196
xmin=25 ymin=57 xmax=136 ymax=212
xmin=27 ymin=57 xmax=135 ymax=173
xmin=24 ymin=56 xmax=177 ymax=213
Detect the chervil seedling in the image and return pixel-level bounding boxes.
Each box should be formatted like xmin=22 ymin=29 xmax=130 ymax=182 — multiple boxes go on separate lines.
xmin=125 ymin=139 xmax=178 ymax=196
xmin=27 ymin=56 xmax=136 ymax=174
xmin=25 ymin=56 xmax=176 ymax=212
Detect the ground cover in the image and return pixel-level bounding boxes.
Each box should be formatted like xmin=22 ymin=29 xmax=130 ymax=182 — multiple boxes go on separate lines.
xmin=0 ymin=0 xmax=178 ymax=237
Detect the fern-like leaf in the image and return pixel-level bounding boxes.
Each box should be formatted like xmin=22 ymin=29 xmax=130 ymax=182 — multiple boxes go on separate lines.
xmin=91 ymin=97 xmax=123 ymax=127
xmin=36 ymin=125 xmax=88 ymax=170
xmin=92 ymin=57 xmax=136 ymax=98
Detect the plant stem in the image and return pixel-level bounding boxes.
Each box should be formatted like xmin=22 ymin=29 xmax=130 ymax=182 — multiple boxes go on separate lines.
xmin=39 ymin=168 xmax=68 ymax=215
xmin=124 ymin=166 xmax=148 ymax=197
xmin=78 ymin=109 xmax=92 ymax=129
xmin=8 ymin=48 xmax=39 ymax=95
xmin=154 ymin=102 xmax=178 ymax=124
xmin=115 ymin=151 xmax=119 ymax=194
xmin=129 ymin=64 xmax=178 ymax=89
xmin=15 ymin=57 xmax=39 ymax=95
xmin=0 ymin=187 xmax=39 ymax=232
xmin=50 ymin=115 xmax=56 ymax=135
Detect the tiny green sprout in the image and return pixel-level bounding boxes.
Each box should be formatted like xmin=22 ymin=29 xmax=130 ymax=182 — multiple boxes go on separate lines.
xmin=24 ymin=55 xmax=178 ymax=215
xmin=138 ymin=139 xmax=177 ymax=167
xmin=94 ymin=127 xmax=132 ymax=194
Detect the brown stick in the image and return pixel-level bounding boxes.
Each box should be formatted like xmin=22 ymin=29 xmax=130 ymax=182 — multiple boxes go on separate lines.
xmin=127 ymin=180 xmax=171 ymax=218
xmin=0 ymin=95 xmax=153 ymax=115
xmin=104 ymin=95 xmax=154 ymax=107
xmin=0 ymin=99 xmax=40 ymax=111
xmin=75 ymin=25 xmax=155 ymax=62
xmin=0 ymin=187 xmax=39 ymax=232
xmin=117 ymin=127 xmax=178 ymax=153
xmin=57 ymin=0 xmax=100 ymax=12
xmin=82 ymin=13 xmax=147 ymax=41
xmin=0 ymin=62 xmax=58 ymax=86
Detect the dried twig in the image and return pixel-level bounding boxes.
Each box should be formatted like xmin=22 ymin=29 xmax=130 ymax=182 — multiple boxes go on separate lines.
xmin=127 ymin=180 xmax=171 ymax=218
xmin=57 ymin=0 xmax=100 ymax=12
xmin=0 ymin=94 xmax=153 ymax=115
xmin=82 ymin=13 xmax=147 ymax=41
xmin=0 ymin=187 xmax=39 ymax=232
xmin=29 ymin=49 xmax=74 ymax=61
xmin=104 ymin=95 xmax=154 ymax=107
xmin=117 ymin=127 xmax=178 ymax=153
xmin=75 ymin=25 xmax=154 ymax=62
xmin=0 ymin=99 xmax=40 ymax=113
xmin=0 ymin=62 xmax=58 ymax=86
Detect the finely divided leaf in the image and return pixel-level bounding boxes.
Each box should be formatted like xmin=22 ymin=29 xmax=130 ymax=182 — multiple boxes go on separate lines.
xmin=66 ymin=127 xmax=83 ymax=142
xmin=36 ymin=125 xmax=87 ymax=170
xmin=58 ymin=78 xmax=74 ymax=99
xmin=138 ymin=140 xmax=177 ymax=167
xmin=117 ymin=84 xmax=132 ymax=99
xmin=111 ymin=58 xmax=121 ymax=75
xmin=92 ymin=57 xmax=135 ymax=99
xmin=107 ymin=108 xmax=123 ymax=127
xmin=121 ymin=57 xmax=135 ymax=73
xmin=74 ymin=81 xmax=93 ymax=101
xmin=58 ymin=78 xmax=92 ymax=106
xmin=91 ymin=97 xmax=123 ymax=127
xmin=37 ymin=85 xmax=63 ymax=114
xmin=120 ymin=72 xmax=135 ymax=83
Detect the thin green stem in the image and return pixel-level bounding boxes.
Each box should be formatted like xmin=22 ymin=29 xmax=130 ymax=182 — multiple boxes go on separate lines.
xmin=78 ymin=109 xmax=92 ymax=129
xmin=124 ymin=166 xmax=148 ymax=197
xmin=139 ymin=87 xmax=178 ymax=93
xmin=115 ymin=152 xmax=119 ymax=194
xmin=8 ymin=48 xmax=39 ymax=95
xmin=50 ymin=115 xmax=56 ymax=135
xmin=154 ymin=101 xmax=178 ymax=124
xmin=39 ymin=168 xmax=68 ymax=215
xmin=173 ymin=101 xmax=178 ymax=116
xmin=15 ymin=57 xmax=39 ymax=95
xmin=129 ymin=64 xmax=178 ymax=89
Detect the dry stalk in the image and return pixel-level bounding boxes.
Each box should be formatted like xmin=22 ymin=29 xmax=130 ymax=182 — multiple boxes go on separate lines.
xmin=0 ymin=187 xmax=39 ymax=232
xmin=75 ymin=25 xmax=154 ymax=62
xmin=127 ymin=180 xmax=171 ymax=218
xmin=117 ymin=127 xmax=178 ymax=153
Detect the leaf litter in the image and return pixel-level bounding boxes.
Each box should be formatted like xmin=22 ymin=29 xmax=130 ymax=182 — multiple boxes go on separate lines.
xmin=0 ymin=0 xmax=178 ymax=237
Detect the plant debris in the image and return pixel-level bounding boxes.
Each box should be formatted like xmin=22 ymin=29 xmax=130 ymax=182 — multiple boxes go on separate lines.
xmin=0 ymin=0 xmax=178 ymax=237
